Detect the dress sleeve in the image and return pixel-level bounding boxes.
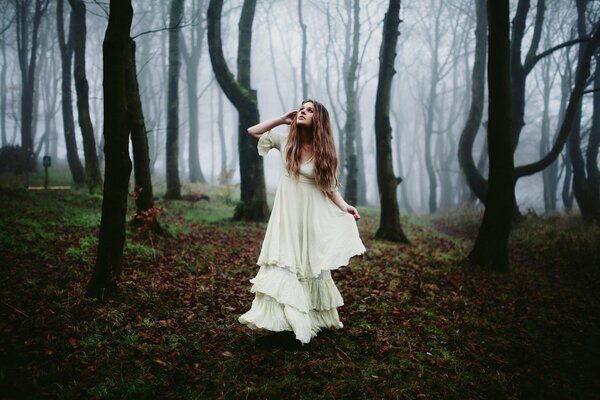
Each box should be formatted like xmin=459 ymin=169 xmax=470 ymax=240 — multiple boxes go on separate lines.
xmin=257 ymin=130 xmax=282 ymax=156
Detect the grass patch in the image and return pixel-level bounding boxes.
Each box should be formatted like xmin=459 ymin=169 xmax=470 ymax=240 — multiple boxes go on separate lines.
xmin=0 ymin=183 xmax=598 ymax=399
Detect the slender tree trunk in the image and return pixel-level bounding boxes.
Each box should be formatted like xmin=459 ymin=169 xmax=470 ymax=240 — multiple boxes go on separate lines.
xmin=126 ymin=39 xmax=159 ymax=231
xmin=468 ymin=0 xmax=515 ymax=271
xmin=374 ymin=0 xmax=409 ymax=243
xmin=57 ymin=0 xmax=85 ymax=184
xmin=298 ymin=0 xmax=308 ymax=99
xmin=207 ymin=0 xmax=269 ymax=220
xmin=586 ymin=52 xmax=600 ymax=214
xmin=165 ymin=0 xmax=183 ymax=199
xmin=266 ymin=14 xmax=286 ymax=112
xmin=186 ymin=62 xmax=206 ymax=183
xmin=569 ymin=0 xmax=600 ymax=223
xmin=392 ymin=108 xmax=413 ymax=213
xmin=355 ymin=108 xmax=367 ymax=205
xmin=510 ymin=0 xmax=545 ymax=150
xmin=86 ymin=0 xmax=133 ymax=299
xmin=343 ymin=0 xmax=360 ymax=206
xmin=69 ymin=0 xmax=103 ymax=194
xmin=217 ymin=89 xmax=227 ymax=182
xmin=1 ymin=41 xmax=6 ymax=147
xmin=540 ymin=55 xmax=555 ymax=213
xmin=183 ymin=0 xmax=207 ymax=183
xmin=563 ymin=151 xmax=574 ymax=210
xmin=458 ymin=0 xmax=487 ymax=204
xmin=15 ymin=0 xmax=49 ymax=168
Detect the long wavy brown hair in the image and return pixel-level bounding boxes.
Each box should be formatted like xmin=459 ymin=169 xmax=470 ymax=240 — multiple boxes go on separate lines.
xmin=284 ymin=99 xmax=339 ymax=194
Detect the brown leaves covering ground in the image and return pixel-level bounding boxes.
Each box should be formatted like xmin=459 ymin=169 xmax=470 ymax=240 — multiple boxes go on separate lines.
xmin=0 ymin=186 xmax=599 ymax=399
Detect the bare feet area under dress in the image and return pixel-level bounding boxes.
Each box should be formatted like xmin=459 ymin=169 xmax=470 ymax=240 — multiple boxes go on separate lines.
xmin=238 ymin=131 xmax=366 ymax=344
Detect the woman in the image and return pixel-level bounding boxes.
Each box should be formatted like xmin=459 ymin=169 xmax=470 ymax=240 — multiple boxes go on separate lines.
xmin=239 ymin=99 xmax=366 ymax=344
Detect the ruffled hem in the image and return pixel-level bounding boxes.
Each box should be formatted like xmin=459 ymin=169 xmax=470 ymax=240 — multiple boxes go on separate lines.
xmin=239 ymin=265 xmax=345 ymax=344
xmin=257 ymin=244 xmax=366 ymax=278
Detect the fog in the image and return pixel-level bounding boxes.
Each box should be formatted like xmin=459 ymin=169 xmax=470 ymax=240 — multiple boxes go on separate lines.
xmin=1 ymin=0 xmax=597 ymax=214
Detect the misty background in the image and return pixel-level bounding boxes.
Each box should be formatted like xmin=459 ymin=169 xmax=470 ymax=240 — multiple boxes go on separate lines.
xmin=0 ymin=0 xmax=596 ymax=213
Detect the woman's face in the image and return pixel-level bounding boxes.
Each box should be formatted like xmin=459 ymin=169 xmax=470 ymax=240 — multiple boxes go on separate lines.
xmin=296 ymin=102 xmax=315 ymax=128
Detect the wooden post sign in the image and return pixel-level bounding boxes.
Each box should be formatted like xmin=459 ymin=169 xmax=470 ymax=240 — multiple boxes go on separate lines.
xmin=43 ymin=156 xmax=51 ymax=190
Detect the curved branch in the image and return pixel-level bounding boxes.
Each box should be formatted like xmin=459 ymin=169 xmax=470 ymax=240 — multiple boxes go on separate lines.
xmin=516 ymin=23 xmax=600 ymax=178
xmin=458 ymin=0 xmax=488 ymax=203
xmin=206 ymin=0 xmax=252 ymax=110
xmin=524 ymin=37 xmax=590 ymax=75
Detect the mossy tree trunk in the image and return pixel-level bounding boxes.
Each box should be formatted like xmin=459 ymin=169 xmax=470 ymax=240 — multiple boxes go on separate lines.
xmin=374 ymin=0 xmax=409 ymax=243
xmin=207 ymin=0 xmax=269 ymax=221
xmin=86 ymin=0 xmax=133 ymax=299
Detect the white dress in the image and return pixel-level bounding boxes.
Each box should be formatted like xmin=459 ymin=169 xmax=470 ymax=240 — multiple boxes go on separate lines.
xmin=238 ymin=130 xmax=366 ymax=344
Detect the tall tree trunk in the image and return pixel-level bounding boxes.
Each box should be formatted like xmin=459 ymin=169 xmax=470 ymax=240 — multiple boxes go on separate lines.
xmin=392 ymin=108 xmax=413 ymax=213
xmin=1 ymin=40 xmax=7 ymax=147
xmin=57 ymin=0 xmax=85 ymax=184
xmin=374 ymin=0 xmax=409 ymax=243
xmin=458 ymin=0 xmax=487 ymax=204
xmin=86 ymin=0 xmax=133 ymax=299
xmin=587 ymin=52 xmax=600 ymax=215
xmin=15 ymin=0 xmax=49 ymax=168
xmin=540 ymin=54 xmax=555 ymax=213
xmin=217 ymin=88 xmax=227 ymax=182
xmin=343 ymin=0 xmax=360 ymax=206
xmin=569 ymin=0 xmax=600 ymax=223
xmin=298 ymin=0 xmax=308 ymax=99
xmin=126 ymin=39 xmax=159 ymax=231
xmin=182 ymin=0 xmax=207 ymax=184
xmin=69 ymin=0 xmax=103 ymax=194
xmin=355 ymin=108 xmax=367 ymax=205
xmin=165 ymin=0 xmax=183 ymax=199
xmin=185 ymin=61 xmax=206 ymax=183
xmin=540 ymin=31 xmax=562 ymax=214
xmin=324 ymin=6 xmax=345 ymax=186
xmin=423 ymin=1 xmax=445 ymax=214
xmin=469 ymin=0 xmax=515 ymax=271
xmin=207 ymin=0 xmax=269 ymax=220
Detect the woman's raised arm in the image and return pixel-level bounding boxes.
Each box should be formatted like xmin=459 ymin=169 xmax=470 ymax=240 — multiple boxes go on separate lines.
xmin=247 ymin=111 xmax=297 ymax=140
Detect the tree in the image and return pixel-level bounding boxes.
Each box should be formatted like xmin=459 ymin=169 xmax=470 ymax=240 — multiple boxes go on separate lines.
xmin=468 ymin=0 xmax=515 ymax=271
xmin=343 ymin=0 xmax=360 ymax=206
xmin=568 ymin=0 xmax=600 ymax=223
xmin=181 ymin=0 xmax=207 ymax=184
xmin=458 ymin=0 xmax=488 ymax=204
xmin=127 ymin=38 xmax=160 ymax=232
xmin=207 ymin=0 xmax=269 ymax=220
xmin=56 ymin=0 xmax=85 ymax=184
xmin=14 ymin=0 xmax=49 ymax=168
xmin=68 ymin=0 xmax=103 ymax=194
xmin=87 ymin=0 xmax=134 ymax=299
xmin=298 ymin=0 xmax=308 ymax=100
xmin=165 ymin=0 xmax=184 ymax=200
xmin=374 ymin=0 xmax=409 ymax=243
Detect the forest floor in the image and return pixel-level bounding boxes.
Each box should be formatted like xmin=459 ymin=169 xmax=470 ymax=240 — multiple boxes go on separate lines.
xmin=1 ymin=172 xmax=599 ymax=399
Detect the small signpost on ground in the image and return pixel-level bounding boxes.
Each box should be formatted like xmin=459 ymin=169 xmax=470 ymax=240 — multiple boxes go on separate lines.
xmin=43 ymin=156 xmax=51 ymax=190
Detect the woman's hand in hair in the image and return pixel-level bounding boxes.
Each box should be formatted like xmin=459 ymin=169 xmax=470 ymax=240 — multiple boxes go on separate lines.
xmin=280 ymin=110 xmax=297 ymax=125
